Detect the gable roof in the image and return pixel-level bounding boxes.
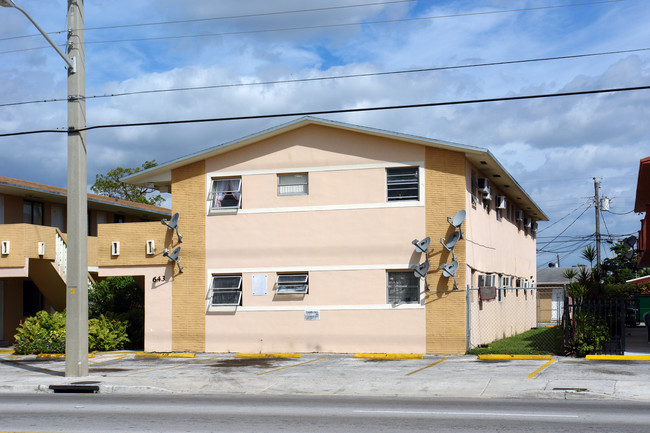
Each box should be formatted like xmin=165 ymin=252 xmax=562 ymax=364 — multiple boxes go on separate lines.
xmin=123 ymin=116 xmax=548 ymax=221
xmin=0 ymin=176 xmax=171 ymax=219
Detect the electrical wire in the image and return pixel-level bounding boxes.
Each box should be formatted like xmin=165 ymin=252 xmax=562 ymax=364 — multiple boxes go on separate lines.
xmin=0 ymin=0 xmax=417 ymax=42
xmin=3 ymin=47 xmax=649 ymax=108
xmin=605 ymin=209 xmax=634 ymax=215
xmin=1 ymin=84 xmax=650 ymax=138
xmin=0 ymin=0 xmax=625 ymax=47
xmin=536 ymin=205 xmax=592 ymax=251
xmin=536 ymin=200 xmax=593 ymax=234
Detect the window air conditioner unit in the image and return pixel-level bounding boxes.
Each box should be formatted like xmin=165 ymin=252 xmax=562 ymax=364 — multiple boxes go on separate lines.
xmin=477 ymin=178 xmax=490 ymax=194
xmin=496 ymin=196 xmax=506 ymax=209
xmin=531 ymin=221 xmax=538 ymax=232
xmin=524 ymin=218 xmax=532 ymax=228
xmin=515 ymin=210 xmax=524 ymax=221
xmin=483 ymin=191 xmax=492 ymax=201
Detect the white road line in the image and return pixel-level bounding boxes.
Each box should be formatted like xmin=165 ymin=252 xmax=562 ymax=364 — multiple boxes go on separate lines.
xmin=353 ymin=410 xmax=579 ymax=418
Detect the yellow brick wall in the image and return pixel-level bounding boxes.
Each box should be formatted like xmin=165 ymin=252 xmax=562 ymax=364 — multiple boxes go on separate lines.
xmin=170 ymin=161 xmax=206 ymax=352
xmin=96 ymin=222 xmax=172 ymax=267
xmin=0 ymin=224 xmax=60 ymax=267
xmin=425 ymin=148 xmax=467 ymax=355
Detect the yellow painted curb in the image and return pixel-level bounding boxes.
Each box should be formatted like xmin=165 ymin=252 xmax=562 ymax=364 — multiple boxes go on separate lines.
xmin=235 ymin=353 xmax=301 ymax=359
xmin=135 ymin=352 xmax=196 ymax=358
xmin=586 ymin=355 xmax=650 ymax=361
xmin=0 ymin=350 xmax=14 ymax=355
xmin=354 ymin=353 xmax=423 ymax=359
xmin=36 ymin=353 xmax=96 ymax=359
xmin=477 ymin=354 xmax=552 ymax=360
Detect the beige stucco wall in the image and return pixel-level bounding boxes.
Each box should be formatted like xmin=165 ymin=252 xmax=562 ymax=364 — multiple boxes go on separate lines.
xmin=202 ymin=125 xmax=428 ymax=353
xmin=98 ymin=265 xmax=173 ymax=352
xmin=464 ymin=161 xmax=537 ymax=283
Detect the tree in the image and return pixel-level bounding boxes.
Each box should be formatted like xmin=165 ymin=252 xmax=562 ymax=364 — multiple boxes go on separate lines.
xmin=581 ymin=245 xmax=597 ymax=268
xmin=601 ymin=241 xmax=650 ymax=285
xmin=91 ymin=160 xmax=164 ymax=206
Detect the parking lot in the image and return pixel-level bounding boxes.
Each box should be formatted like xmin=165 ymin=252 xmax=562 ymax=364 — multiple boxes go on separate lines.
xmin=1 ymin=349 xmax=650 ymax=400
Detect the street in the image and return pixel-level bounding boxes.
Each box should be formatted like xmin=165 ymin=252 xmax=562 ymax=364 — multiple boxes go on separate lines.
xmin=1 ymin=394 xmax=649 ymax=432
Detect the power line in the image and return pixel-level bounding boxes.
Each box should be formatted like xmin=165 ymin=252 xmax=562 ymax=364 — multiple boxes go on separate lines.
xmin=0 ymin=1 xmax=417 ymax=42
xmin=2 ymin=46 xmax=649 ymax=108
xmin=537 ymin=204 xmax=592 ymax=251
xmin=81 ymin=1 xmax=629 ymax=47
xmin=537 ymin=200 xmax=592 ymax=234
xmin=1 ymin=84 xmax=649 ymax=138
xmin=0 ymin=0 xmax=624 ymax=48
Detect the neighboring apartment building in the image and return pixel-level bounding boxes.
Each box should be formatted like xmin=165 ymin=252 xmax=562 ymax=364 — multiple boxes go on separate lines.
xmin=0 ymin=176 xmax=171 ymax=345
xmin=99 ymin=117 xmax=547 ymax=355
xmin=635 ymin=156 xmax=650 ymax=268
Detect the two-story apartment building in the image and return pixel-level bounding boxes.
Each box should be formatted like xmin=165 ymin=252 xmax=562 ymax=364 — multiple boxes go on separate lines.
xmin=0 ymin=176 xmax=170 ymax=345
xmin=102 ymin=117 xmax=546 ymax=355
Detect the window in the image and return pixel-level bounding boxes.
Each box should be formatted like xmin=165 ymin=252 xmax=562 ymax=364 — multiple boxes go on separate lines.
xmin=387 ymin=271 xmax=420 ymax=304
xmin=387 ymin=167 xmax=419 ymax=201
xmin=114 ymin=214 xmax=125 ymax=223
xmin=276 ymin=273 xmax=309 ymax=294
xmin=23 ymin=200 xmax=43 ymax=225
xmin=210 ymin=275 xmax=242 ymax=306
xmin=210 ymin=178 xmax=241 ymax=209
xmin=278 ymin=173 xmax=308 ymax=196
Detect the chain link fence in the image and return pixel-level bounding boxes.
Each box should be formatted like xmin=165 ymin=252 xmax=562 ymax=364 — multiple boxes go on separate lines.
xmin=466 ymin=286 xmax=565 ymax=354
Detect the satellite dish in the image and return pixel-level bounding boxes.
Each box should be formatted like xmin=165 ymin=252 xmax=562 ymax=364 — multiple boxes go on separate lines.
xmin=163 ymin=247 xmax=183 ymax=273
xmin=161 ymin=213 xmax=179 ymax=230
xmin=624 ymin=250 xmax=634 ymax=261
xmin=622 ymin=236 xmax=637 ymax=249
xmin=440 ymin=231 xmax=460 ymax=251
xmin=161 ymin=213 xmax=183 ymax=243
xmin=412 ymin=237 xmax=431 ymax=254
xmin=440 ymin=260 xmax=459 ymax=278
xmin=410 ymin=261 xmax=430 ymax=279
xmin=447 ymin=210 xmax=466 ymax=228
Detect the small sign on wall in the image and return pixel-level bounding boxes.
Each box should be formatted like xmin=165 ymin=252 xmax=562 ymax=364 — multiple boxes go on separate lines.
xmin=252 ymin=274 xmax=267 ymax=296
xmin=304 ymin=310 xmax=320 ymax=321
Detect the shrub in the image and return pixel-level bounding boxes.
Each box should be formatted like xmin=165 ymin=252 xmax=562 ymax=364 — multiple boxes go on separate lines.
xmin=14 ymin=311 xmax=66 ymax=355
xmin=88 ymin=314 xmax=130 ymax=352
xmin=90 ymin=276 xmax=144 ymax=349
xmin=14 ymin=310 xmax=130 ymax=354
xmin=565 ymin=310 xmax=610 ymax=357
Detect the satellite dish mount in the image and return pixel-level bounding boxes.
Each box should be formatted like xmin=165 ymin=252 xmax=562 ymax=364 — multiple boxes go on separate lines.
xmin=163 ymin=246 xmax=183 ymax=274
xmin=162 ymin=213 xmax=183 ymax=243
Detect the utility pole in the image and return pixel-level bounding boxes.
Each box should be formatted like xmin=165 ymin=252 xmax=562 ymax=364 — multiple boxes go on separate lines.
xmin=2 ymin=0 xmax=87 ymax=378
xmin=593 ymin=177 xmax=601 ymax=269
xmin=65 ymin=0 xmax=88 ymax=377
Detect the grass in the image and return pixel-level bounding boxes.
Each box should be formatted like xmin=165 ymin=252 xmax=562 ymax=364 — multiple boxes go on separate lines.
xmin=467 ymin=326 xmax=564 ymax=355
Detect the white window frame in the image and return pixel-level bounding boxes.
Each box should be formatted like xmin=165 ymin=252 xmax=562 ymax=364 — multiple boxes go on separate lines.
xmin=278 ymin=173 xmax=308 ymax=196
xmin=386 ymin=167 xmax=419 ymax=201
xmin=276 ymin=273 xmax=309 ymax=294
xmin=210 ymin=275 xmax=243 ymax=306
xmin=209 ymin=178 xmax=242 ymax=210
xmin=386 ymin=271 xmax=420 ymax=304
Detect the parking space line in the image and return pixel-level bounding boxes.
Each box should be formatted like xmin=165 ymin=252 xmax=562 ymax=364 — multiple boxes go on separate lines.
xmin=527 ymin=359 xmax=555 ymax=379
xmin=89 ymin=354 xmax=127 ymax=365
xmin=405 ymin=357 xmax=448 ymax=376
xmin=257 ymin=357 xmax=325 ymax=376
xmin=237 ymin=353 xmax=301 ymax=359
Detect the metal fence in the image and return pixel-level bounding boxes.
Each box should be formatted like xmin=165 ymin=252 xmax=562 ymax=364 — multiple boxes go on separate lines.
xmin=563 ymin=298 xmax=626 ymax=355
xmin=466 ymin=286 xmax=564 ymax=354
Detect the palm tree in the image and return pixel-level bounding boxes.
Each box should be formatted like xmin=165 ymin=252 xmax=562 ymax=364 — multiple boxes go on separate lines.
xmin=581 ymin=245 xmax=597 ymax=268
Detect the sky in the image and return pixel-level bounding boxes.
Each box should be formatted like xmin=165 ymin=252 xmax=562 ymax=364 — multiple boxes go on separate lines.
xmin=0 ymin=0 xmax=648 ymax=269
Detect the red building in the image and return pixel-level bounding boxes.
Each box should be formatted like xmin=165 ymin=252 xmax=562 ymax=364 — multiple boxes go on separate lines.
xmin=635 ymin=156 xmax=650 ymax=268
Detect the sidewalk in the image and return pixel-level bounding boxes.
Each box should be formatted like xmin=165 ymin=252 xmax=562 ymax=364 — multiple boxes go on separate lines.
xmin=1 ymin=350 xmax=650 ymax=401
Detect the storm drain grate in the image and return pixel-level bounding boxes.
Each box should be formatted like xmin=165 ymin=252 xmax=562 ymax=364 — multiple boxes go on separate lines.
xmin=552 ymin=387 xmax=588 ymax=392
xmin=49 ymin=382 xmax=100 ymax=394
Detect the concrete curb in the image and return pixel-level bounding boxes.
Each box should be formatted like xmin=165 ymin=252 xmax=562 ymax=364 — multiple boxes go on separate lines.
xmin=586 ymin=355 xmax=650 ymax=361
xmin=477 ymin=354 xmax=552 ymax=360
xmin=235 ymin=353 xmax=301 ymax=359
xmin=353 ymin=353 xmax=423 ymax=359
xmin=135 ymin=352 xmax=196 ymax=358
